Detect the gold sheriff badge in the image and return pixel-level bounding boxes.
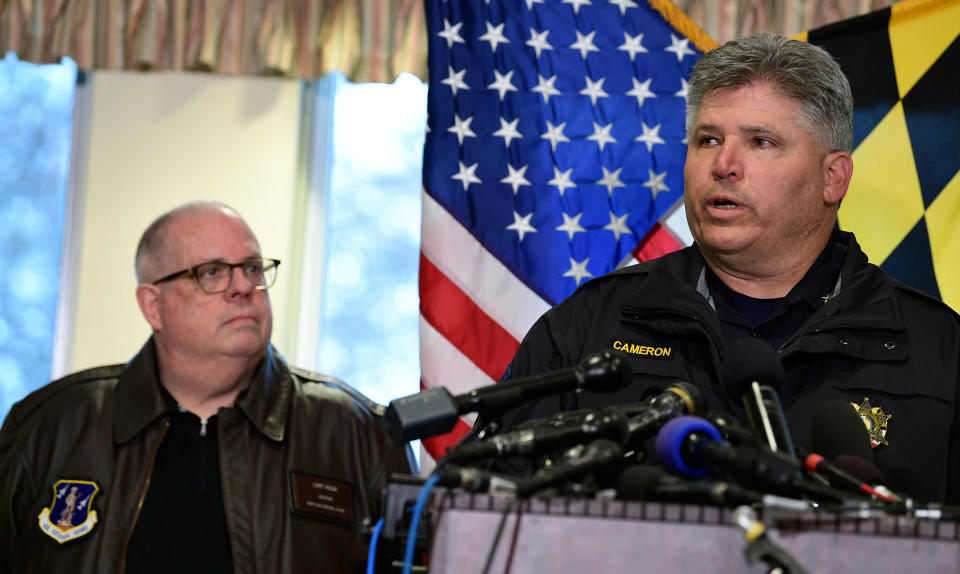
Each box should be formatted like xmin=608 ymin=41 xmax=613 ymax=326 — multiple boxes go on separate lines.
xmin=852 ymin=397 xmax=891 ymax=447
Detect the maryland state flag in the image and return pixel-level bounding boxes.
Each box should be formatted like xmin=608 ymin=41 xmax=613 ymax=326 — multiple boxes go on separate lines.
xmin=800 ymin=0 xmax=960 ymax=312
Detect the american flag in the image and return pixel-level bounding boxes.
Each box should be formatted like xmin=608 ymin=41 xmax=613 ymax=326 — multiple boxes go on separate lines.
xmin=419 ymin=0 xmax=714 ymax=472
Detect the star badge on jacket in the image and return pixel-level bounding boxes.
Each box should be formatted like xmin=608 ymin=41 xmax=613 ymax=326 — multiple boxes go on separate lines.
xmin=38 ymin=479 xmax=101 ymax=543
xmin=851 ymin=397 xmax=891 ymax=448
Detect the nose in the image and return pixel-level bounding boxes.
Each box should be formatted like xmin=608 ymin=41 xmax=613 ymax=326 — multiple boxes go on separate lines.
xmin=225 ymin=265 xmax=255 ymax=298
xmin=711 ymin=140 xmax=742 ymax=183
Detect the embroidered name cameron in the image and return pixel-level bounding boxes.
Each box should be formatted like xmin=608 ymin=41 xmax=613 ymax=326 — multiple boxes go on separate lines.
xmin=612 ymin=340 xmax=672 ymax=358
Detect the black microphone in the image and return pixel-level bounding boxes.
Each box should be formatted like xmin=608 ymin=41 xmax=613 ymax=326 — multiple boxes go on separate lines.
xmin=623 ymin=381 xmax=706 ymax=448
xmin=515 ymin=438 xmax=624 ymax=498
xmin=384 ymin=350 xmax=632 ymax=442
xmin=441 ymin=407 xmax=629 ymax=464
xmin=655 ymin=416 xmax=850 ymax=503
xmin=723 ymin=338 xmax=797 ymax=459
xmin=810 ymin=399 xmax=900 ymax=501
xmin=616 ymin=464 xmax=763 ymax=507
xmin=432 ymin=466 xmax=522 ymax=496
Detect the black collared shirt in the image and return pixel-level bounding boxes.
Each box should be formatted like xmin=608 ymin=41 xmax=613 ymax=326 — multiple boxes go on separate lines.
xmin=705 ymin=238 xmax=846 ymax=353
xmin=125 ymin=388 xmax=233 ymax=574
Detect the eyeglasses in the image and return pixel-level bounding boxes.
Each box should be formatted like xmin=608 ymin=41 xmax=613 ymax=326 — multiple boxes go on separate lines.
xmin=152 ymin=258 xmax=281 ymax=294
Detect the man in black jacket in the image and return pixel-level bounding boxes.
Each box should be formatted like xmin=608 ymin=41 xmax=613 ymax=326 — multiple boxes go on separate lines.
xmin=486 ymin=34 xmax=960 ymax=504
xmin=0 ymin=201 xmax=412 ymax=573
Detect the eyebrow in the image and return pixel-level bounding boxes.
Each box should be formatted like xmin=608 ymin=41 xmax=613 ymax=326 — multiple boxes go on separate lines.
xmin=692 ymin=123 xmax=784 ymax=139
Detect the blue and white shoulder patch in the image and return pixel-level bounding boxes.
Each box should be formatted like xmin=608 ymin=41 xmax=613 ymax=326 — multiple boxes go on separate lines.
xmin=38 ymin=479 xmax=101 ymax=543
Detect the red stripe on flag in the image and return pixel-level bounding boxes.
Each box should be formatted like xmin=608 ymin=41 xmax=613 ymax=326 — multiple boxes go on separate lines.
xmin=421 ymin=415 xmax=474 ymax=462
xmin=419 ymin=253 xmax=520 ymax=381
xmin=632 ymin=222 xmax=684 ymax=263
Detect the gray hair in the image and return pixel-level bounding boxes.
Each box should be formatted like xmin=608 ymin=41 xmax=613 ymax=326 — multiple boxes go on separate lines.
xmin=134 ymin=200 xmax=240 ymax=283
xmin=686 ymin=33 xmax=854 ymax=153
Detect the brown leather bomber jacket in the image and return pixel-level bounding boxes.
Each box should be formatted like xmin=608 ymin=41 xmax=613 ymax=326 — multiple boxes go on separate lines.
xmin=0 ymin=339 xmax=413 ymax=573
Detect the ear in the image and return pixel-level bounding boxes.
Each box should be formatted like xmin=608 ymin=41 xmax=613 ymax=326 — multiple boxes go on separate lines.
xmin=136 ymin=284 xmax=163 ymax=331
xmin=822 ymin=151 xmax=853 ymax=205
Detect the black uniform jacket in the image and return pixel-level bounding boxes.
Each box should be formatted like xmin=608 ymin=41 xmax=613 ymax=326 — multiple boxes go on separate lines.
xmin=0 ymin=340 xmax=412 ymax=573
xmin=492 ymin=231 xmax=960 ymax=503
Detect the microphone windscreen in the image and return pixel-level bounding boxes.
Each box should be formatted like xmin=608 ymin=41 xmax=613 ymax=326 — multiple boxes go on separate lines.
xmin=615 ymin=465 xmax=667 ymax=501
xmin=721 ymin=338 xmax=786 ymax=396
xmin=811 ymin=399 xmax=874 ymax=463
xmin=832 ymin=455 xmax=885 ymax=484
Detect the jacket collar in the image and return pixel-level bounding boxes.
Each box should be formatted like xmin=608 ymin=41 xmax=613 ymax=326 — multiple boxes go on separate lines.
xmin=624 ymin=230 xmax=904 ymax=329
xmin=113 ymin=339 xmax=291 ymax=444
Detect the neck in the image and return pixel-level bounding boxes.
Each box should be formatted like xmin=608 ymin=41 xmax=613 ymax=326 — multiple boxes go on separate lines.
xmin=154 ymin=345 xmax=262 ymax=419
xmin=701 ymin=234 xmax=832 ymax=299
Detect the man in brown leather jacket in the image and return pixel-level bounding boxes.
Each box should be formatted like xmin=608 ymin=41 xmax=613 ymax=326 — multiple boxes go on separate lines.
xmin=0 ymin=201 xmax=412 ymax=573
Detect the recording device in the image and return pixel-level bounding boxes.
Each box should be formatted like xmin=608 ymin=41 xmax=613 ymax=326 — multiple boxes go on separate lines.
xmin=655 ymin=416 xmax=849 ymax=502
xmin=515 ymin=438 xmax=624 ymax=498
xmin=384 ymin=350 xmax=632 ymax=442
xmin=723 ymin=338 xmax=797 ymax=459
xmin=441 ymin=407 xmax=629 ymax=464
xmin=616 ymin=464 xmax=763 ymax=507
xmin=809 ymin=399 xmax=901 ymax=501
xmin=623 ymin=382 xmax=706 ymax=448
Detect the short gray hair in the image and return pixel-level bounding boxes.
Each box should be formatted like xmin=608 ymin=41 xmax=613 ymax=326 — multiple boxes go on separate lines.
xmin=134 ymin=200 xmax=240 ymax=283
xmin=686 ymin=33 xmax=854 ymax=153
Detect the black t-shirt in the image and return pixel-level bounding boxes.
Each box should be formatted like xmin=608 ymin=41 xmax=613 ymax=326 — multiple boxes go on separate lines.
xmin=125 ymin=390 xmax=233 ymax=573
xmin=704 ymin=239 xmax=845 ymax=396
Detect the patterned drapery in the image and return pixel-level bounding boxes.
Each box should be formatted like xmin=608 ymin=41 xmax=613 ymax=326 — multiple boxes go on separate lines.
xmin=0 ymin=0 xmax=428 ymax=82
xmin=0 ymin=0 xmax=900 ymax=81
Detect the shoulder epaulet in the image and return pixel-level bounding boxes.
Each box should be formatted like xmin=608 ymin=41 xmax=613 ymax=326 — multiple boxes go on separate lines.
xmin=288 ymin=366 xmax=386 ymax=417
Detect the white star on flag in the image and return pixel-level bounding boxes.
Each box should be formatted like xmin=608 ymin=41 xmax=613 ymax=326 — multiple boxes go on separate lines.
xmin=448 ymin=114 xmax=476 ymax=145
xmin=627 ymin=77 xmax=656 ymax=109
xmin=479 ymin=22 xmax=510 ymax=52
xmin=501 ymin=164 xmax=531 ymax=194
xmin=635 ymin=122 xmax=666 ymax=153
xmin=675 ymin=77 xmax=690 ymax=101
xmin=562 ymin=0 xmax=592 ymax=14
xmin=442 ymin=66 xmax=469 ymax=96
xmin=488 ymin=70 xmax=518 ymax=100
xmin=665 ymin=34 xmax=696 ymax=62
xmin=493 ymin=117 xmax=523 ymax=147
xmin=618 ymin=32 xmax=648 ymax=60
xmin=643 ymin=169 xmax=670 ymax=199
xmin=437 ymin=19 xmax=465 ymax=49
xmin=549 ymin=166 xmax=576 ymax=196
xmin=526 ymin=28 xmax=553 ymax=59
xmin=563 ymin=257 xmax=593 ymax=285
xmin=587 ymin=122 xmax=617 ymax=151
xmin=570 ymin=30 xmax=599 ymax=59
xmin=542 ymin=121 xmax=570 ymax=151
xmin=506 ymin=211 xmax=537 ymax=241
xmin=580 ymin=77 xmax=609 ymax=105
xmin=604 ymin=212 xmax=633 ymax=241
xmin=556 ymin=212 xmax=586 ymax=240
xmin=596 ymin=166 xmax=626 ymax=196
xmin=608 ymin=0 xmax=639 ymax=14
xmin=452 ymin=161 xmax=482 ymax=191
xmin=532 ymin=74 xmax=561 ymax=103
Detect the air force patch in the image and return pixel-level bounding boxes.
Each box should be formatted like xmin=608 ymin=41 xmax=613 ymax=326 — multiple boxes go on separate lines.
xmin=38 ymin=479 xmax=100 ymax=543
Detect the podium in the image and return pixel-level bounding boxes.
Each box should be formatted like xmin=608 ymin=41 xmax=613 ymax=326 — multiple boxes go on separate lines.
xmin=423 ymin=491 xmax=960 ymax=573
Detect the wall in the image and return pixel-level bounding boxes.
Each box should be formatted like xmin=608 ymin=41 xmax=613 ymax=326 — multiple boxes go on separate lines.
xmin=58 ymin=70 xmax=302 ymax=374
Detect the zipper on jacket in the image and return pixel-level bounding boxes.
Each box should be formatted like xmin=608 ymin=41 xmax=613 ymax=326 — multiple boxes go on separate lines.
xmin=624 ymin=308 xmax=726 ymax=354
xmin=120 ymin=418 xmax=170 ymax=572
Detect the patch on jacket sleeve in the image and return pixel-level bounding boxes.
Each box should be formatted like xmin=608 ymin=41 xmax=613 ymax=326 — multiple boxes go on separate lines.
xmin=288 ymin=471 xmax=356 ymax=527
xmin=610 ymin=338 xmax=674 ymax=360
xmin=38 ymin=479 xmax=101 ymax=543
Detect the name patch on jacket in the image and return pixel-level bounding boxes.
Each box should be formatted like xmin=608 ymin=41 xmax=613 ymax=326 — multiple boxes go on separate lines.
xmin=38 ymin=479 xmax=101 ymax=543
xmin=611 ymin=339 xmax=673 ymax=360
xmin=289 ymin=471 xmax=355 ymax=527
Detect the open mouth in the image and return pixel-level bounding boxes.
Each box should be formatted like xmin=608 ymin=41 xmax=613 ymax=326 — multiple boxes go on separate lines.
xmin=712 ymin=199 xmax=739 ymax=210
